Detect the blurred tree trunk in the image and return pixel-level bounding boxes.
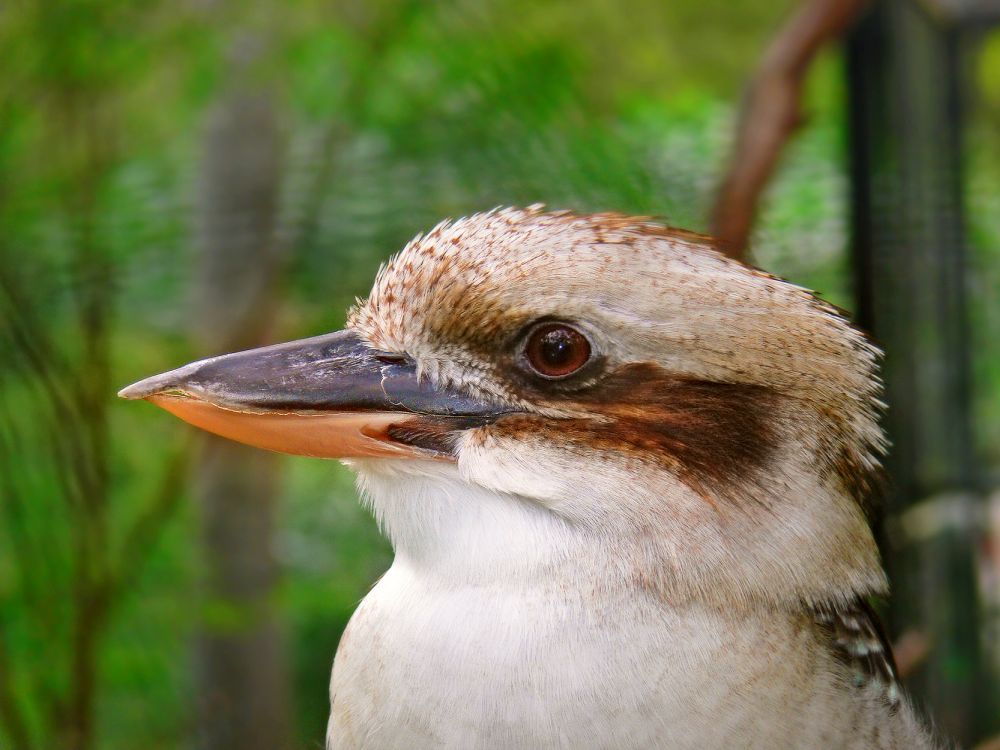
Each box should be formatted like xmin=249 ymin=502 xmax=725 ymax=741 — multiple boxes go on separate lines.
xmin=192 ymin=41 xmax=292 ymax=750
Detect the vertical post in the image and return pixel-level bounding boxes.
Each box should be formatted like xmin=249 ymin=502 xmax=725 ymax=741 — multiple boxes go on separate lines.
xmin=192 ymin=37 xmax=292 ymax=750
xmin=846 ymin=0 xmax=995 ymax=743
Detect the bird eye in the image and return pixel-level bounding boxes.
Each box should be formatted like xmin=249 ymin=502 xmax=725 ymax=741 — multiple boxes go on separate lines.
xmin=523 ymin=323 xmax=591 ymax=379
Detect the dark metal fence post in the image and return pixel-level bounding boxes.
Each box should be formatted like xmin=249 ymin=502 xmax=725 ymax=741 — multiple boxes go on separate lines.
xmin=846 ymin=0 xmax=999 ymax=743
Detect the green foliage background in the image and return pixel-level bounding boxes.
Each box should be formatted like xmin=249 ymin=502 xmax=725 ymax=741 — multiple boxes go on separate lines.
xmin=1 ymin=1 xmax=998 ymax=748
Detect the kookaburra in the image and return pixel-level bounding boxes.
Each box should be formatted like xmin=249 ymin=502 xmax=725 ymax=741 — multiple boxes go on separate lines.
xmin=121 ymin=207 xmax=937 ymax=749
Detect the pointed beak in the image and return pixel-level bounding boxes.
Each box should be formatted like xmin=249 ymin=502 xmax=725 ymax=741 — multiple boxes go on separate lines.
xmin=118 ymin=330 xmax=503 ymax=459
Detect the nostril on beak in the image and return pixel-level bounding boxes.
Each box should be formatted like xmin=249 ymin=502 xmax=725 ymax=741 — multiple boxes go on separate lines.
xmin=373 ymin=352 xmax=409 ymax=366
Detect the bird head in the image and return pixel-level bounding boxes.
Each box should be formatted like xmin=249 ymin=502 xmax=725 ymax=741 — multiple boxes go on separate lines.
xmin=121 ymin=206 xmax=887 ymax=607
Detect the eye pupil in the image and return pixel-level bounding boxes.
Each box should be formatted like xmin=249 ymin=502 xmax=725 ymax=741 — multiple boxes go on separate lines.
xmin=541 ymin=331 xmax=573 ymax=366
xmin=524 ymin=323 xmax=591 ymax=379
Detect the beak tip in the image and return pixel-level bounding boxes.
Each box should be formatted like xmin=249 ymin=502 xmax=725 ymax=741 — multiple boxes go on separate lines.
xmin=119 ymin=360 xmax=205 ymax=401
xmin=117 ymin=371 xmax=182 ymax=401
xmin=117 ymin=380 xmax=157 ymax=400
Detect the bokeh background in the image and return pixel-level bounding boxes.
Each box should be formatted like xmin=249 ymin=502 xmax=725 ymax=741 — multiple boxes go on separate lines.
xmin=1 ymin=0 xmax=999 ymax=748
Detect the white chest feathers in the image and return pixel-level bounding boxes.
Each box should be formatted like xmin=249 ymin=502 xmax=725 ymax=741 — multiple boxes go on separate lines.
xmin=325 ymin=462 xmax=931 ymax=750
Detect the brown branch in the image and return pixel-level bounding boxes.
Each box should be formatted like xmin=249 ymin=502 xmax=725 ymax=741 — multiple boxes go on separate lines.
xmin=710 ymin=0 xmax=872 ymax=261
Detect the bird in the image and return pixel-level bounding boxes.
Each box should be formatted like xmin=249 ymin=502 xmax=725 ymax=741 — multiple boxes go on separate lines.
xmin=120 ymin=206 xmax=937 ymax=749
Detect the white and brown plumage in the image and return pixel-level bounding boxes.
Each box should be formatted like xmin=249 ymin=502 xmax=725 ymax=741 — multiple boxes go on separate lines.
xmin=121 ymin=206 xmax=936 ymax=748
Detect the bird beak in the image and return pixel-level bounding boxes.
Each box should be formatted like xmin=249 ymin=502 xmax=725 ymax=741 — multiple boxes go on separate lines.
xmin=118 ymin=330 xmax=502 ymax=459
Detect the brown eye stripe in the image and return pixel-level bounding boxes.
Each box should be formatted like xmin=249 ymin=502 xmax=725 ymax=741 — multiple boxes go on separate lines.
xmin=486 ymin=363 xmax=782 ymax=502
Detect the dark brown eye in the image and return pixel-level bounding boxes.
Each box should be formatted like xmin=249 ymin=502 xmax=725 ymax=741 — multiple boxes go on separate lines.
xmin=524 ymin=323 xmax=591 ymax=379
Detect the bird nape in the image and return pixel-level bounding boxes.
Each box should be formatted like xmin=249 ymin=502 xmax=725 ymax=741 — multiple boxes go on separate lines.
xmin=120 ymin=206 xmax=937 ymax=749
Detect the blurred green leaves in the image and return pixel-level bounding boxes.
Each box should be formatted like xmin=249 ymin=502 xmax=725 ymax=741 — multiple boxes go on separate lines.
xmin=0 ymin=1 xmax=855 ymax=746
xmin=2 ymin=1 xmax=998 ymax=748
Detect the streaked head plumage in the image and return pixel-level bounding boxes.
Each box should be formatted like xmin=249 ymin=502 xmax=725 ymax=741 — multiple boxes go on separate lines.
xmin=124 ymin=205 xmax=888 ymax=607
xmin=350 ymin=205 xmax=884 ymax=505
